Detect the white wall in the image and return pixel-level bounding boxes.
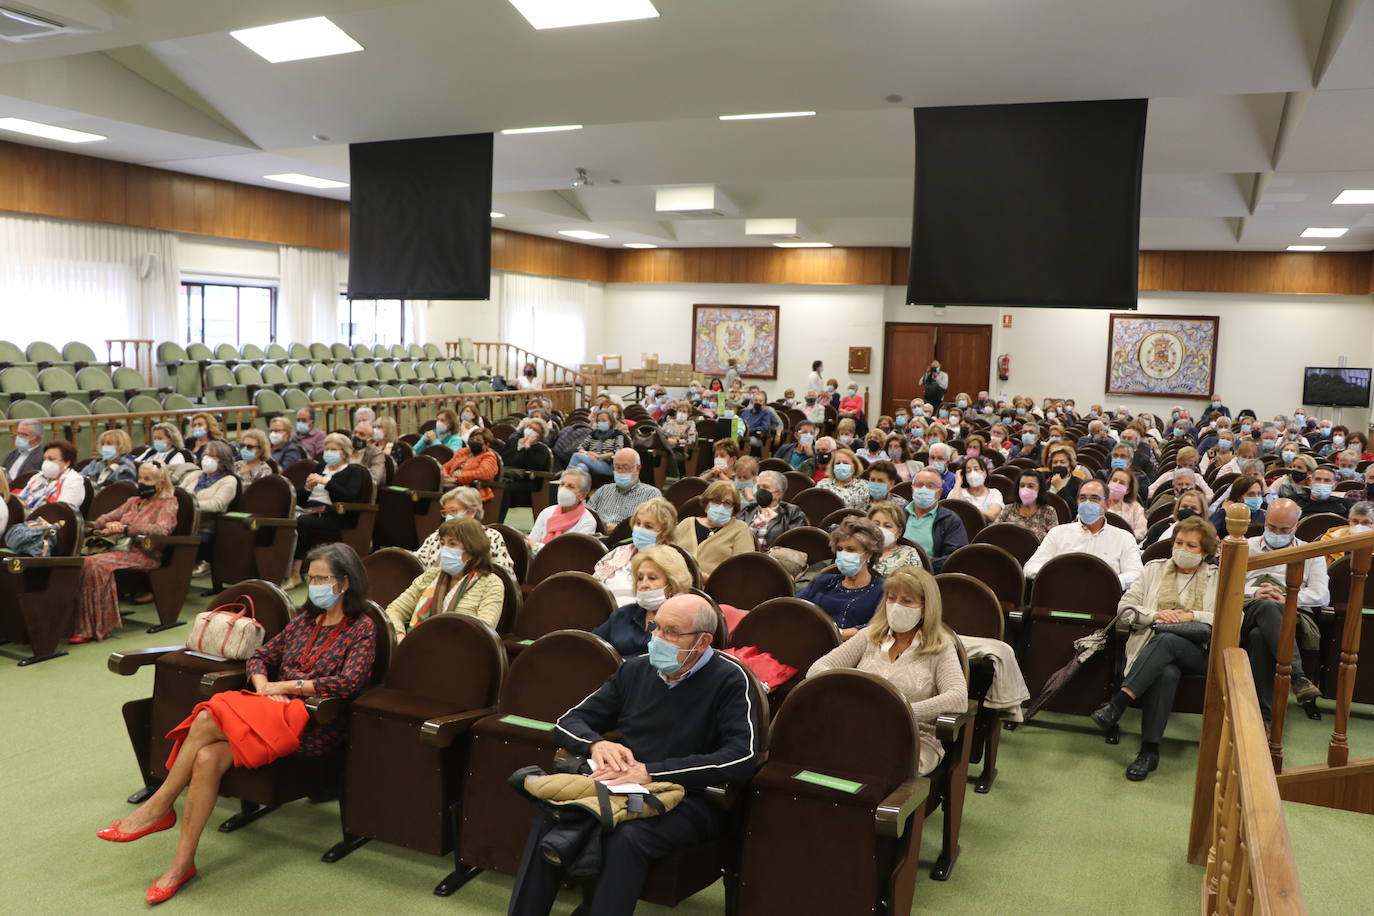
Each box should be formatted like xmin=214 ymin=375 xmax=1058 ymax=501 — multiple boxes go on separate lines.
xmin=177 ymin=235 xmax=281 ymax=280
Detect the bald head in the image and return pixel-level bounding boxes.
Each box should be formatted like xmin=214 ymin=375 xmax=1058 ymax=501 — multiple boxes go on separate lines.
xmin=1267 ymin=498 xmax=1299 ymax=529
xmin=612 ymin=447 xmax=641 ymax=488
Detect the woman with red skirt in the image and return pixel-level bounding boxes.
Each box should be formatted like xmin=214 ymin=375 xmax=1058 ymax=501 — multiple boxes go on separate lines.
xmin=96 ymin=542 xmax=378 ymax=903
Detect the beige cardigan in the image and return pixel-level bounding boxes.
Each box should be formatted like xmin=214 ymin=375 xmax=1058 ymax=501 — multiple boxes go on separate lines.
xmin=672 ymin=517 xmax=754 ymax=578
xmin=1118 ymin=558 xmax=1217 ymax=674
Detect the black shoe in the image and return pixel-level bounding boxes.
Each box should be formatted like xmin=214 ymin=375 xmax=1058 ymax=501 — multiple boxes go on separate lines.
xmin=1126 ymin=750 xmax=1159 ymax=781
xmin=1090 ymin=701 xmax=1122 ymax=733
xmin=1292 ymin=677 xmax=1321 ymax=704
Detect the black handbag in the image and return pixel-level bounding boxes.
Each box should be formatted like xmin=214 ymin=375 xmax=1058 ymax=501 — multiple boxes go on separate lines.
xmin=1151 ymin=621 xmax=1212 ymax=644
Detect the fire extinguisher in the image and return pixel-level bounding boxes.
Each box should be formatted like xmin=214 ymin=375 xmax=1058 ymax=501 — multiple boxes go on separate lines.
xmin=998 ymin=354 xmax=1011 ymax=381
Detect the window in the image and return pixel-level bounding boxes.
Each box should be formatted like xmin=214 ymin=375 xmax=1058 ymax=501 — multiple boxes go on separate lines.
xmin=338 ymin=296 xmax=406 ymax=347
xmin=183 ymin=282 xmax=276 ymax=346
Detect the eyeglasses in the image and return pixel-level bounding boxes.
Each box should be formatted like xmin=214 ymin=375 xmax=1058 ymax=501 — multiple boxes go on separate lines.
xmin=647 ymin=621 xmax=703 ymax=641
xmin=306 ymin=575 xmax=337 ymax=586
xmin=1266 ymin=524 xmax=1296 ymax=536
xmin=1079 ymin=494 xmax=1105 ymax=503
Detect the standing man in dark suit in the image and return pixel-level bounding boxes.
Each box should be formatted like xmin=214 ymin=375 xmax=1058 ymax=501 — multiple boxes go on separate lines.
xmin=2 ymin=419 xmax=45 ymax=484
xmin=920 ymin=361 xmax=949 ymax=407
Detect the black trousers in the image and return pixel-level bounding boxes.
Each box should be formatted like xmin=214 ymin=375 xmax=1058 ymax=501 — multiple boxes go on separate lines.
xmin=1122 ymin=632 xmax=1208 ymax=745
xmin=1241 ymin=598 xmax=1307 ymax=718
xmin=508 ymin=795 xmax=725 ymax=916
xmin=295 ymin=512 xmax=344 ymax=558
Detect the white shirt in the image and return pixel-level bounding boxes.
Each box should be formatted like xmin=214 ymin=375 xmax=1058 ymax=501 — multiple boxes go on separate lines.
xmin=1244 ymin=535 xmax=1330 ymax=608
xmin=529 ymin=503 xmax=598 ymax=545
xmin=959 ymin=487 xmax=1003 ymax=513
xmin=517 ymin=375 xmax=540 ymax=390
xmin=310 ymin=464 xmax=344 ymax=505
xmin=806 ymin=371 xmax=825 ymax=396
xmin=7 ymin=449 xmax=30 ymax=480
xmin=1024 ymin=520 xmax=1143 ymax=588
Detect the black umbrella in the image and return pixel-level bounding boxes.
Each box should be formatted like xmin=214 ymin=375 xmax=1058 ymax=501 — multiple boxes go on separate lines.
xmin=1023 ymin=608 xmax=1135 ymax=722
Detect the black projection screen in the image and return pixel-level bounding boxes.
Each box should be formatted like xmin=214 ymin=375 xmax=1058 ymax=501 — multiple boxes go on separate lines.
xmin=348 ymin=132 xmax=493 ymax=300
xmin=906 ymin=99 xmax=1147 ymax=310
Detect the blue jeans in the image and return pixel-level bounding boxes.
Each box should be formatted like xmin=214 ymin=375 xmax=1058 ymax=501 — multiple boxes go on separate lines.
xmin=568 ymin=453 xmax=613 ymax=476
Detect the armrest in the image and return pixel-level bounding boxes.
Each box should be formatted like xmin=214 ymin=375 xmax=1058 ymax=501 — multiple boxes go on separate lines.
xmin=305 ymin=695 xmax=346 ymax=725
xmin=199 ymin=669 xmax=247 ymax=695
xmin=220 ymin=514 xmax=297 ymax=531
xmin=107 ymin=645 xmax=183 ymax=675
xmin=332 ymin=502 xmax=379 ymax=515
xmin=935 ymin=703 xmax=977 ymax=744
xmin=5 ymin=556 xmax=86 ymax=572
xmin=138 ymin=535 xmax=202 ymax=550
xmin=875 ymin=777 xmax=931 ymax=839
xmin=419 ymin=706 xmax=496 ymax=748
xmin=471 ymin=478 xmax=503 ymax=490
xmin=407 ymin=489 xmax=443 ymax=502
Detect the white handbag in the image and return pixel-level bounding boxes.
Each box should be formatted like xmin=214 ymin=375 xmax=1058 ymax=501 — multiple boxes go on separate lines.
xmin=185 ymin=595 xmax=266 ymax=661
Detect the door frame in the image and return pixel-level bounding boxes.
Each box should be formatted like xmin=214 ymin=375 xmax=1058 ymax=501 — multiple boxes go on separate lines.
xmin=881 ymin=321 xmax=994 ymax=411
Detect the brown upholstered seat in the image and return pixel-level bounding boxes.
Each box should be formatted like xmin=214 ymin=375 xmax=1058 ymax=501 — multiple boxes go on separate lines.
xmin=941 ymin=543 xmax=1025 ymax=617
xmin=705 ymin=551 xmax=795 ymax=612
xmin=938 ymin=498 xmax=986 ymax=540
xmin=113 ymin=488 xmax=201 ymax=632
xmin=322 ymin=612 xmax=506 ymax=872
xmin=1295 ymin=511 xmax=1347 ymax=544
xmin=489 ymin=523 xmax=531 ymax=582
xmin=504 ymin=571 xmax=615 ymax=658
xmin=1023 ymin=552 xmax=1123 ymax=714
xmin=522 ymin=532 xmax=606 ymax=595
xmin=972 ymin=522 xmax=1041 ymax=566
xmin=782 ymin=470 xmax=814 ymax=502
xmin=936 ymin=574 xmax=1007 ymax=793
xmin=1321 ymin=556 xmax=1374 ymax=703
xmin=664 ymin=475 xmax=708 ymax=510
xmin=374 ymin=454 xmax=445 ymax=550
xmin=0 ymin=502 xmax=85 ymax=665
xmin=211 ymin=474 xmax=298 ymax=590
xmin=792 ymin=486 xmax=845 ymax=526
xmin=772 ymin=525 xmax=834 ymax=567
xmin=334 ymin=474 xmax=380 ymax=558
xmin=1141 ymin=539 xmax=1173 ymax=563
xmin=362 ymin=547 xmax=425 ymax=609
xmin=85 ymin=479 xmax=138 ymax=521
xmin=1043 ymin=490 xmax=1072 ymax=524
xmin=726 ymin=596 xmax=839 ymax=713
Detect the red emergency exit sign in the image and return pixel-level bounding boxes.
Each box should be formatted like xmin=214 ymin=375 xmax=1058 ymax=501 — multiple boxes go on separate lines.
xmin=1002 ymin=314 xmax=1012 ymax=328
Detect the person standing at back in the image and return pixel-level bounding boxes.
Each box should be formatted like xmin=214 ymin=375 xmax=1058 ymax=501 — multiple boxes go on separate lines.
xmin=806 ymin=359 xmax=825 ymax=399
xmin=920 ymin=361 xmax=949 ymax=407
xmin=723 ymin=357 xmax=741 ymax=391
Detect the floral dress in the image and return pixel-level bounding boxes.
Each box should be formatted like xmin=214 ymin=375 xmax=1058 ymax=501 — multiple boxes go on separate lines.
xmin=819 ymin=476 xmax=871 ymax=511
xmin=994 ymin=502 xmax=1059 ymax=540
xmin=75 ymin=495 xmax=179 ymax=640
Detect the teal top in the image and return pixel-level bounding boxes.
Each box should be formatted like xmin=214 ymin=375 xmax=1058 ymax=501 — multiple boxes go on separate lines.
xmin=416 ymin=432 xmax=465 ymax=452
xmin=904 ymin=509 xmax=936 ymax=556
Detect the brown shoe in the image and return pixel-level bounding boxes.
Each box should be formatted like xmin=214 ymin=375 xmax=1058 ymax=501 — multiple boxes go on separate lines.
xmin=1292 ymin=677 xmax=1321 ymax=704
xmin=132 ymin=592 xmax=155 ymax=605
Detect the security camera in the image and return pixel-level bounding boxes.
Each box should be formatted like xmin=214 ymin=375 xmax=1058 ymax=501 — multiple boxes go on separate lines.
xmin=570 ymin=167 xmax=593 ymax=189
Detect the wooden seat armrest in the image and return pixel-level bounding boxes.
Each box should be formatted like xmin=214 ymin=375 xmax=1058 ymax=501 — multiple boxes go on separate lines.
xmin=407 ymin=489 xmax=443 ymax=502
xmin=471 ymin=478 xmax=503 ymax=490
xmin=332 ymin=502 xmax=379 ymax=515
xmin=107 ymin=646 xmax=184 ymax=675
xmin=702 ymin=783 xmax=741 ymax=808
xmin=935 ymin=704 xmax=977 ymax=744
xmin=244 ymin=516 xmax=297 ymax=530
xmin=875 ymin=777 xmax=931 ymax=839
xmin=305 ymin=695 xmax=347 ymax=724
xmin=199 ymin=669 xmax=248 ymax=695
xmin=138 ymin=535 xmax=202 ymax=550
xmin=4 ymin=556 xmax=85 ymax=572
xmin=420 ymin=707 xmax=496 ymax=748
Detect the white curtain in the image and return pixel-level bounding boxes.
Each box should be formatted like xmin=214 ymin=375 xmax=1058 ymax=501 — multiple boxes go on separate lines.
xmin=0 ymin=212 xmax=178 ymax=352
xmin=497 ymin=271 xmax=593 ymax=369
xmin=406 ymin=301 xmax=428 ymax=346
xmin=278 ymin=245 xmax=339 ymax=344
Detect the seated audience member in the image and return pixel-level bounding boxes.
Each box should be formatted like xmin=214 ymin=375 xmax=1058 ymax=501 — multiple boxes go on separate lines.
xmin=348 ymin=416 xmax=387 ymax=487
xmin=100 ymin=543 xmax=376 ymax=904
xmin=885 ymin=435 xmax=924 ymax=482
xmin=833 ymin=417 xmax=858 ymax=452
xmin=1349 ymin=431 xmax=1374 ymax=461
xmin=417 ymin=408 xmax=465 ymax=455
xmin=1024 ymin=478 xmax=1142 ymax=588
xmin=183 ymin=440 xmax=240 ymax=577
xmin=868 ymin=501 xmax=925 ymax=576
xmin=234 ymin=429 xmax=274 ymax=484
xmin=530 ymin=468 xmax=598 ymax=547
xmin=1147 ymin=447 xmax=1212 ymax=502
xmin=1320 ymin=500 xmax=1374 ymax=562
xmin=293 ymin=407 xmax=325 ymax=458
xmin=283 ymin=434 xmax=368 ymax=589
xmin=1333 ymin=447 xmax=1361 ymax=483
xmin=801 ymin=391 xmax=827 ymax=425
xmin=509 ymin=593 xmax=760 ymax=916
xmin=1201 ymin=396 xmax=1231 ymax=425
xmin=18 ymin=439 xmax=84 ymax=512
xmin=71 ymin=462 xmax=179 ymax=644
xmin=1316 ymin=424 xmax=1345 ymax=459
xmin=81 ymin=428 xmax=139 ymax=492
xmin=838 ymin=381 xmax=865 ymax=426
xmin=742 ymin=391 xmax=781 ymax=452
xmin=702 ymin=438 xmax=743 ymax=483
xmin=134 ymin=424 xmax=187 ymax=466
xmin=727 ymin=455 xmax=758 ymax=503
xmin=386 ymin=517 xmax=503 ymax=637
xmin=594 ymin=497 xmax=678 ymax=605
xmin=567 ymin=409 xmax=627 ymax=478
xmin=1042 ymin=443 xmax=1085 ymax=506
xmin=950 ymin=455 xmax=1003 ymax=522
xmin=442 ymin=428 xmax=500 ymax=500
xmin=724 ymin=357 xmax=742 ymax=390
xmin=1142 ymin=489 xmax=1209 ymax=549
xmin=1200 ymin=430 xmax=1236 ymax=473
xmin=797 ymin=436 xmax=836 ymax=482
xmin=902 ymin=468 xmax=968 ymax=572
xmin=1242 ymin=499 xmax=1325 ymax=718
xmin=587 ymin=448 xmax=662 ymax=528
xmin=1210 ymin=474 xmax=1266 ymax=532
xmin=856 ymin=431 xmax=886 ymax=463
xmin=796 ymin=516 xmax=887 ymax=637
xmin=186 ymin=413 xmax=223 ymax=461
xmin=1291 ymin=465 xmax=1349 ymax=520
xmin=500 ymin=419 xmax=553 ymax=522
xmin=3 ymin=418 xmax=44 ymax=481
xmin=740 ymin=470 xmax=806 ymax=548
xmin=1074 ymin=419 xmax=1113 ymax=452
xmin=863 ymin=459 xmax=908 ymax=510
xmin=457 ymin=400 xmax=487 ymax=438
xmin=808 ymin=567 xmax=968 ymax=774
xmin=659 ymin=401 xmax=698 ymax=457
xmin=1104 ymin=465 xmax=1148 ymax=541
xmin=1010 ymin=423 xmax=1043 ymax=464
xmin=415 ymin=487 xmax=514 ymax=577
xmin=372 ymin=415 xmax=406 ymax=464
xmin=672 ymin=479 xmax=753 ymax=578
xmin=268 ymin=417 xmax=304 ymax=469
xmin=594 ymin=545 xmax=694 ymax=658
xmin=925 ymin=442 xmax=957 ymax=496
xmin=1267 ymin=451 xmax=1312 ymax=495
xmin=517 ymin=361 xmax=540 ymax=390
xmin=818 ymin=447 xmax=869 ymax=511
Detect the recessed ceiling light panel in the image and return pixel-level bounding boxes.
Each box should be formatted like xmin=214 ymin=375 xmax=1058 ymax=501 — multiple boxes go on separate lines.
xmin=1332 ymin=190 xmax=1374 ymax=205
xmin=263 ymin=172 xmax=349 ymax=189
xmin=0 ymin=117 xmax=104 ymax=143
xmin=623 ymin=242 xmax=657 ymax=248
xmin=773 ymin=242 xmax=832 ymax=248
xmin=559 ymin=229 xmax=610 ymax=240
xmin=231 ymin=17 xmax=363 ymax=63
xmin=500 ymin=124 xmax=583 ymax=135
xmin=490 ymin=211 xmax=505 ymax=218
xmin=719 ymin=111 xmax=816 ymax=121
xmin=507 ymin=0 xmax=659 ymax=30
xmin=1300 ymin=227 xmax=1348 ymax=238
xmin=1286 ymin=245 xmax=1326 ymax=251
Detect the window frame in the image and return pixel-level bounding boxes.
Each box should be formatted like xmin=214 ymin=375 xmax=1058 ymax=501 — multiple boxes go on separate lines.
xmin=182 ymin=280 xmax=278 ymax=345
xmin=339 ymin=295 xmax=407 ymax=347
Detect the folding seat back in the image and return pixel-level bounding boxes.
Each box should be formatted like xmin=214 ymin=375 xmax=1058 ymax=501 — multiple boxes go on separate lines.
xmin=423 ymin=343 xmax=443 ymax=360
xmin=363 ymin=547 xmax=426 ymax=608
xmin=113 ymin=489 xmax=201 ymax=632
xmin=333 ymin=362 xmax=358 ymax=384
xmin=210 ymin=343 xmax=236 ymax=362
xmin=375 ymin=455 xmax=445 ymax=550
xmin=972 ymin=522 xmax=1040 ymax=566
xmin=357 ymin=385 xmax=380 ymax=399
xmin=86 ymin=479 xmax=138 ymax=522
xmin=793 ymin=486 xmax=845 ymax=526
xmin=261 ymin=364 xmax=289 ymax=389
xmin=211 ymin=474 xmax=298 ymax=589
xmin=309 ymin=386 xmax=334 ymax=404
xmin=0 ymin=366 xmax=44 ymax=402
xmin=375 ymin=362 xmax=399 ymax=382
xmin=0 ymin=501 xmax=85 ymax=664
xmin=727 ymin=596 xmax=839 ymax=709
xmin=783 ymin=470 xmax=815 ymax=502
xmin=407 ymin=343 xmax=426 ymax=360
xmin=287 ymin=343 xmax=311 ymax=361
xmin=310 ymin=342 xmax=331 ymax=361
xmin=771 ymin=525 xmax=834 ymax=567
xmin=90 ymin=395 xmax=127 ymax=418
xmin=283 ymin=388 xmax=311 ymax=411
xmin=420 ymin=383 xmax=442 ymax=397
xmin=1022 ymin=553 xmax=1122 ymax=714
xmin=234 ymin=364 xmax=265 ymax=389
xmin=331 ymin=342 xmax=352 ymax=361
xmin=353 ymin=344 xmax=372 ymax=360
xmin=941 ymin=543 xmax=1024 ymax=615
xmin=507 ymin=571 xmax=614 ymax=651
xmin=0 ymin=339 xmax=28 ymax=368
xmin=1296 ymin=512 xmax=1346 ymax=544
xmin=185 ymin=342 xmax=214 ymax=362
xmin=334 ymin=472 xmax=380 ymax=557
xmin=372 ymin=344 xmax=389 ymax=359
xmin=663 ymin=475 xmax=707 ymax=510
xmin=937 ymin=498 xmax=986 ymax=540
xmin=1044 ymin=491 xmax=1072 ymax=524
xmin=355 ymin=362 xmax=379 ymax=383
xmin=310 ymin=363 xmax=335 ymax=385
xmin=76 ymin=366 xmax=116 ymax=396
xmin=26 ymin=340 xmax=67 ymax=369
xmin=265 ymin=343 xmax=289 ymax=361
xmin=8 ymin=398 xmax=49 ymax=421
xmin=705 ymin=551 xmax=794 ymax=611
xmin=488 ymin=523 xmax=531 ymax=583
xmin=414 ymin=361 xmax=436 ymax=381
xmin=333 ymin=385 xmax=357 ymax=401
xmin=523 ymin=532 xmax=606 ymax=592
xmin=739 ymin=669 xmax=925 ymax=916
xmin=253 ymin=389 xmax=288 ymax=422
xmin=332 ymin=613 xmax=506 ymax=864
xmin=240 ymin=343 xmax=266 ymax=363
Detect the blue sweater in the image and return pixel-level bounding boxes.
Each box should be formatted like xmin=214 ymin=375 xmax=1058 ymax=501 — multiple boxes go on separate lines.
xmin=593 ymin=603 xmax=652 ymax=658
xmin=555 ymin=652 xmax=762 ymax=791
xmin=796 ymin=572 xmax=885 ymax=630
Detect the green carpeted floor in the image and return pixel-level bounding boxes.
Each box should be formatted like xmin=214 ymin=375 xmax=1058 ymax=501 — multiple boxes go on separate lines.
xmin=3 ymin=508 xmax=1371 ymax=913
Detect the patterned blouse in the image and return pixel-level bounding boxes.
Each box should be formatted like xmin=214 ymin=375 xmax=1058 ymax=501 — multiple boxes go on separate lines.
xmin=875 ymin=544 xmax=925 ymax=577
xmin=659 ymin=416 xmax=698 ymax=450
xmin=246 ymin=611 xmax=377 ymax=756
xmin=95 ymin=495 xmax=179 ymax=556
xmin=415 ymin=526 xmax=515 ymax=578
xmin=994 ymin=503 xmax=1059 ymax=541
xmin=819 ymin=477 xmax=871 ymax=511
xmin=235 ymin=460 xmax=275 ymax=484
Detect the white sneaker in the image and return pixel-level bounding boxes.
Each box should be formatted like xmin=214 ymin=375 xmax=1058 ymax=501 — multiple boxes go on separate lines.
xmin=192 ymin=561 xmax=210 ymax=578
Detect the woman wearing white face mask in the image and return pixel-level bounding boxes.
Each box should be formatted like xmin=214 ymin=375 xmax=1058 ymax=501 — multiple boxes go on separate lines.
xmin=818 ymin=447 xmax=870 ymax=511
xmin=414 ymin=486 xmax=515 ymax=577
xmin=283 ymin=434 xmax=368 ymax=590
xmin=386 ymin=517 xmax=503 ymax=640
xmin=592 ymin=546 xmax=693 ymax=658
xmin=81 ymin=428 xmax=139 ymax=492
xmin=808 ymin=567 xmax=967 ymax=774
xmin=183 ymin=439 xmax=241 ymax=579
xmin=17 ymin=439 xmax=84 ymax=512
xmin=529 ymin=467 xmax=598 ymax=548
xmin=1090 ymin=516 xmax=1218 ymax=782
xmin=672 ymin=480 xmax=753 ymax=577
xmin=948 ymin=454 xmax=1003 ymax=523
xmin=867 ymin=502 xmax=925 ymax=577
xmin=266 ymin=416 xmax=304 ymax=469
xmin=1318 ymin=499 xmax=1374 ymax=563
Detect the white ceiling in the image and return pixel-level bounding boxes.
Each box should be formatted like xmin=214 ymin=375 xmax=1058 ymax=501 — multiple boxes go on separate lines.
xmin=0 ymin=0 xmax=1373 ymax=249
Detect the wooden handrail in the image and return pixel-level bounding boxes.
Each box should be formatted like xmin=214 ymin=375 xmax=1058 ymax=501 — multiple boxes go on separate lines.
xmin=1242 ymin=529 xmax=1374 ymax=569
xmin=1202 ymin=648 xmax=1305 ymax=915
xmin=456 ymin=341 xmax=592 ymax=407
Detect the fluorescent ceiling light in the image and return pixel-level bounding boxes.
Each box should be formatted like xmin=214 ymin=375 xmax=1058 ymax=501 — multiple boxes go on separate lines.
xmin=623 ymin=243 xmax=657 ymax=248
xmin=559 ymin=229 xmax=610 ymax=240
xmin=0 ymin=117 xmax=104 ymax=144
xmin=490 ymin=211 xmax=505 ymax=218
xmin=507 ymin=0 xmax=659 ymax=30
xmin=719 ymin=111 xmax=816 ymax=121
xmin=773 ymin=242 xmax=832 ymax=248
xmin=500 ymin=124 xmax=583 ymax=135
xmin=1332 ymin=190 xmax=1374 ymax=205
xmin=1286 ymin=245 xmax=1326 ymax=251
xmin=231 ymin=17 xmax=363 ymax=63
xmin=263 ymin=172 xmax=348 ymax=189
xmin=1300 ymin=227 xmax=1348 ymax=238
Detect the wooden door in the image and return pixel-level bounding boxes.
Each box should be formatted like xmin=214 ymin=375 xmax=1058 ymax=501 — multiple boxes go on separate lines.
xmin=882 ymin=322 xmax=992 ymax=412
xmin=882 ymin=323 xmax=937 ymax=414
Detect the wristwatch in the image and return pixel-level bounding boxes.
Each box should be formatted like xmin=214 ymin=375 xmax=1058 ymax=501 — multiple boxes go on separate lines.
xmin=295 ymin=679 xmax=304 ymax=693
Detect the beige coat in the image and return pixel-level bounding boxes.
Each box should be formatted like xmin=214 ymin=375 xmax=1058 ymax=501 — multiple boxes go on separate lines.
xmin=1118 ymin=558 xmax=1217 ymax=674
xmin=672 ymin=517 xmax=754 ymax=578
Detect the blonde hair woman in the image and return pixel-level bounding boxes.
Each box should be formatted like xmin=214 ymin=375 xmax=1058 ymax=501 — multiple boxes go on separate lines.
xmin=136 ymin=422 xmax=187 ymax=466
xmin=818 ymin=447 xmax=869 ymax=511
xmin=235 ymin=429 xmax=274 ymax=483
xmin=186 ymin=412 xmax=222 ymax=460
xmin=414 ymin=486 xmax=514 ymax=577
xmin=592 ymin=545 xmax=693 ymax=658
xmin=593 ymin=497 xmax=678 ymax=605
xmin=81 ymin=427 xmax=138 ymax=491
xmin=867 ymin=501 xmax=925 ymax=577
xmin=808 ymin=567 xmax=968 ymax=774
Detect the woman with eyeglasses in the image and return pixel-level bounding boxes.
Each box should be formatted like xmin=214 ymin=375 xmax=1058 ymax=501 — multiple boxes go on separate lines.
xmin=671 ymin=479 xmax=752 ymax=578
xmin=414 ymin=486 xmax=515 ymax=578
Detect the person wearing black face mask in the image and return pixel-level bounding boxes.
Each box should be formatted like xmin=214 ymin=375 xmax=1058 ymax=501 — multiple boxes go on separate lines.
xmin=742 ymin=396 xmax=780 ymax=452
xmin=798 ymin=436 xmax=838 ymax=484
xmin=349 ymin=421 xmax=386 ymax=487
xmin=517 ymin=362 xmax=541 ymax=390
xmin=739 ymin=470 xmax=806 ymax=547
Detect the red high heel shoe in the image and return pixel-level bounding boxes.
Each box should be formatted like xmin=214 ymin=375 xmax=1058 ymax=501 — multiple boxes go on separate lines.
xmin=145 ymin=866 xmax=196 ymax=904
xmin=96 ymin=809 xmax=175 ymax=842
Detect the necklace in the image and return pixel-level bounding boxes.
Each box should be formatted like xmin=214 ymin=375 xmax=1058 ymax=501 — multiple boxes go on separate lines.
xmin=298 ymin=615 xmax=351 ymax=671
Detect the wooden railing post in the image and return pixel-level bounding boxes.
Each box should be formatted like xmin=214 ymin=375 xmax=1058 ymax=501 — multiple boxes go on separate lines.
xmin=1189 ymin=503 xmax=1253 ymax=865
xmin=1331 ymin=544 xmax=1370 ymax=768
xmin=1267 ymin=561 xmax=1305 ymax=772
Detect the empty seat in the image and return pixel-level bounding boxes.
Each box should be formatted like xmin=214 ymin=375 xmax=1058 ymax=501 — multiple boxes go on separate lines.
xmin=705 ymin=552 xmax=794 ymax=611
xmin=505 ymin=571 xmax=615 ymax=655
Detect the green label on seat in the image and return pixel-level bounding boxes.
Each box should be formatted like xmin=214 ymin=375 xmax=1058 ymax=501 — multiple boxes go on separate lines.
xmin=386 ymin=486 xmax=409 ymax=492
xmin=518 ymin=639 xmax=535 ymax=646
xmin=224 ymin=512 xmax=251 ymax=519
xmin=793 ymin=770 xmax=863 ymax=794
xmin=1363 ymin=608 xmax=1374 ymax=616
xmin=1049 ymin=611 xmax=1093 ymax=620
xmin=500 ymin=714 xmax=556 ymax=732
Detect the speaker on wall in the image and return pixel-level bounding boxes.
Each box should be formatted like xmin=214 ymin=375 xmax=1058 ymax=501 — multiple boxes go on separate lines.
xmin=348 ymin=132 xmax=493 ymax=300
xmin=906 ymin=99 xmax=1147 ymax=310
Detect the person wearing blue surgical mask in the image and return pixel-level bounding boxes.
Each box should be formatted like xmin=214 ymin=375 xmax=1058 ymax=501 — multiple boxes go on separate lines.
xmin=233 ymin=429 xmax=275 ymax=484
xmin=418 ymin=408 xmax=465 ymax=455
xmin=673 ymin=480 xmax=753 ymax=578
xmin=567 ymin=409 xmax=626 ymax=478
xmin=414 ymin=487 xmax=516 ymax=578
xmin=1023 ymin=479 xmax=1142 ymax=589
xmin=1293 ymin=465 xmax=1345 ymax=518
xmin=386 ymin=516 xmax=503 ymax=641
xmin=283 ymin=434 xmax=369 ymax=591
xmin=796 ymin=517 xmax=887 ymax=640
xmin=1014 ymin=424 xmax=1043 ymax=463
xmin=81 ymin=428 xmax=138 ymax=492
xmin=819 ymin=448 xmax=870 ymax=511
xmin=776 ymin=421 xmax=818 ymax=470
xmin=900 ymin=467 xmax=968 ymax=571
xmin=586 ymin=447 xmax=663 ymax=529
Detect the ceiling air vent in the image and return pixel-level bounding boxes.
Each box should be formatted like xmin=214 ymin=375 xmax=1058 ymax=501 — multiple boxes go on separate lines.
xmin=0 ymin=7 xmax=70 ymax=41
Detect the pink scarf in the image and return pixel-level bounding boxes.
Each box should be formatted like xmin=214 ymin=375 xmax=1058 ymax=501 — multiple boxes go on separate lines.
xmin=544 ymin=501 xmax=587 ymax=542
